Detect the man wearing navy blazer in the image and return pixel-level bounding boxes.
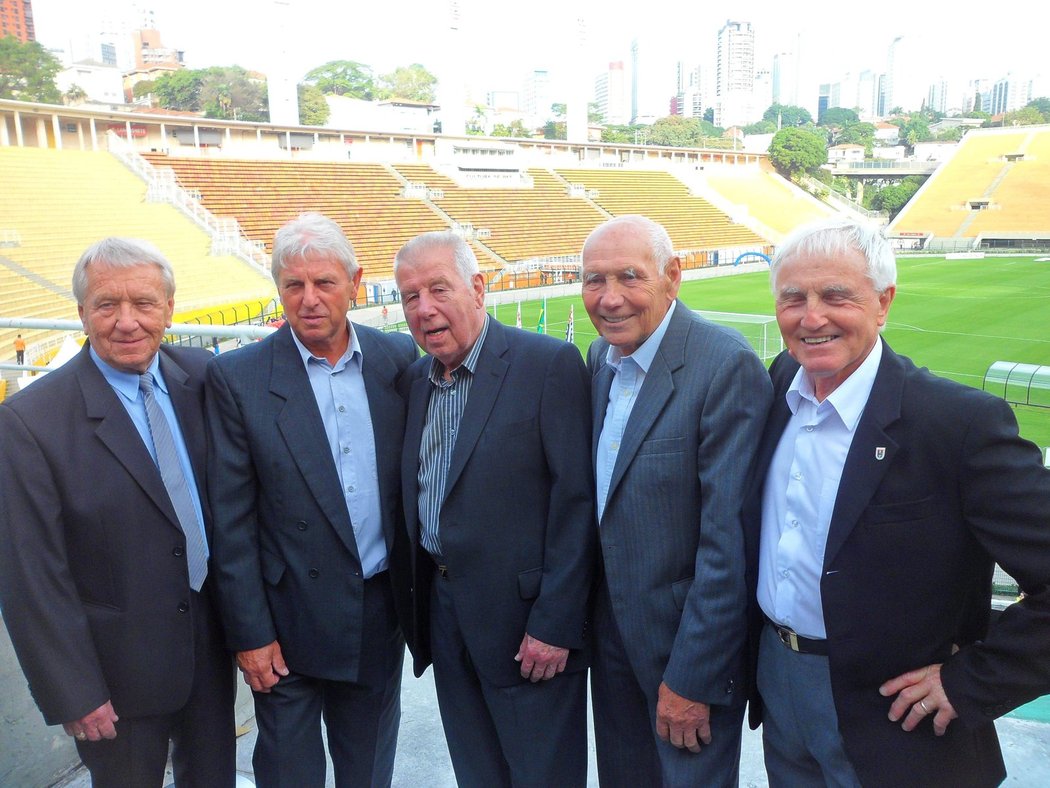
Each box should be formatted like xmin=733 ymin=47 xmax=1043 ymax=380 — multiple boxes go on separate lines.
xmin=394 ymin=231 xmax=595 ymax=787
xmin=745 ymin=217 xmax=1050 ymax=787
xmin=0 ymin=238 xmax=235 ymax=786
xmin=206 ymin=214 xmax=416 ymax=787
xmin=582 ymin=215 xmax=772 ymax=787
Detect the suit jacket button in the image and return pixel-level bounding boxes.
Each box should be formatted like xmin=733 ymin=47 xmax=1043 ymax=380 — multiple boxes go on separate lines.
xmin=309 ymin=568 xmax=320 ymax=578
xmin=297 ymin=521 xmax=308 ymax=531
xmin=173 ymin=546 xmax=184 ymax=557
xmin=725 ymin=679 xmax=735 ymax=695
xmin=177 ymin=602 xmax=189 ymax=613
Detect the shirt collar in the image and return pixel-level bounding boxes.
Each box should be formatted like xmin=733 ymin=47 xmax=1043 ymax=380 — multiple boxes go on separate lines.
xmin=89 ymin=346 xmax=164 ymax=403
xmin=605 ymin=300 xmax=677 ymax=374
xmin=290 ymin=320 xmax=361 ymax=371
xmin=428 ymin=314 xmax=490 ymax=386
xmin=786 ymin=336 xmax=884 ymax=431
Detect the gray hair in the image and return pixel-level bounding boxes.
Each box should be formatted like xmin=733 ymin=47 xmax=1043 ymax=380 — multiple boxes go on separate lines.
xmin=583 ymin=215 xmax=675 ymax=274
xmin=271 ymin=212 xmax=359 ymax=284
xmin=394 ymin=230 xmax=480 ymax=286
xmin=72 ymin=237 xmax=176 ymax=304
xmin=770 ymin=217 xmax=897 ymax=294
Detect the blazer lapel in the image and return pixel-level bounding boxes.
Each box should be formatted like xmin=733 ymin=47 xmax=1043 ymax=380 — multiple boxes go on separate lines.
xmin=402 ymin=372 xmax=430 ymax=548
xmin=603 ymin=304 xmax=690 ymax=505
xmin=268 ymin=327 xmax=362 ymax=564
xmin=591 ymin=356 xmax=614 ymax=465
xmin=77 ymin=345 xmax=181 ymax=531
xmin=357 ymin=327 xmax=402 ymax=550
xmin=443 ymin=319 xmax=509 ymax=500
xmin=159 ymin=349 xmax=208 ymax=520
xmin=823 ymin=346 xmax=904 ymax=567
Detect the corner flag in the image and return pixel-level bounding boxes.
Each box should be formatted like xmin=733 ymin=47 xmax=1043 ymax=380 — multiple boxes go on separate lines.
xmin=516 ymin=301 xmax=522 ymax=329
xmin=536 ymin=301 xmax=546 ymax=334
xmin=565 ymin=304 xmax=574 ymax=344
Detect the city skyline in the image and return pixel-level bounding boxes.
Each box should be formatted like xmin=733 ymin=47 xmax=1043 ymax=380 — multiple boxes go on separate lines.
xmin=29 ymin=0 xmax=1047 ymax=119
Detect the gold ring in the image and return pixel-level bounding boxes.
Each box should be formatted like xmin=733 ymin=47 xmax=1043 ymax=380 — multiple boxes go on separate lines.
xmin=919 ymin=699 xmax=931 ymax=714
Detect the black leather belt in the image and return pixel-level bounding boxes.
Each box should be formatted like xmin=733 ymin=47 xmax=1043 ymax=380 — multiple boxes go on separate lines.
xmin=767 ymin=618 xmax=828 ymax=656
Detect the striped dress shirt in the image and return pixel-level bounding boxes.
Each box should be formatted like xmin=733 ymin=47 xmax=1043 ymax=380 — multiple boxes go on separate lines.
xmin=417 ymin=317 xmax=490 ymax=557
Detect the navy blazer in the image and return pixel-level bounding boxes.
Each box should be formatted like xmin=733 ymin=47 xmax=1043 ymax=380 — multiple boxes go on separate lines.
xmin=399 ymin=318 xmax=596 ymax=687
xmin=744 ymin=343 xmax=1050 ymax=787
xmin=589 ymin=301 xmax=772 ymax=706
xmin=0 ymin=343 xmax=217 ymax=724
xmin=205 ymin=323 xmax=416 ymax=682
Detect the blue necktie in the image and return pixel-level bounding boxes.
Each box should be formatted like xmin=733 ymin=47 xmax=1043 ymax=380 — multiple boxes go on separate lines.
xmin=139 ymin=373 xmax=208 ymax=591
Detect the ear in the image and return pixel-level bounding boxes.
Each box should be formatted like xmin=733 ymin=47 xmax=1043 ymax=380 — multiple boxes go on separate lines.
xmin=665 ymin=256 xmax=683 ymax=299
xmin=876 ymin=285 xmax=896 ymax=326
xmin=471 ymin=272 xmax=486 ymax=307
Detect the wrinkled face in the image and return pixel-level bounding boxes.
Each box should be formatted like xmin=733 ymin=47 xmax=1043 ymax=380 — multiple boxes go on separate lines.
xmin=396 ymin=247 xmax=486 ymax=372
xmin=774 ymin=247 xmax=895 ymax=401
xmin=78 ymin=263 xmax=174 ymax=374
xmin=581 ymin=223 xmax=681 ymax=356
xmin=277 ymin=253 xmax=361 ymax=362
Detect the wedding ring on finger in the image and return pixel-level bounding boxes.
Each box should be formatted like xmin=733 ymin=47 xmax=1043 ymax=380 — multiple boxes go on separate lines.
xmin=919 ymin=699 xmax=931 ymax=714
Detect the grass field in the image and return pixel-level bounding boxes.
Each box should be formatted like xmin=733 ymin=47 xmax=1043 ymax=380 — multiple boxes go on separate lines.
xmin=486 ymin=255 xmax=1050 ymax=449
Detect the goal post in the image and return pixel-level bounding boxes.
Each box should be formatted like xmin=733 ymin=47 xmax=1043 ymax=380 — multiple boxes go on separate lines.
xmin=696 ymin=310 xmax=783 ymax=362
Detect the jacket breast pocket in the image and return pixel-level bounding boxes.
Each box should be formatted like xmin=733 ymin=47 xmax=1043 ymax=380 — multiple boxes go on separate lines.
xmin=636 ymin=436 xmax=686 ymax=456
xmin=863 ymin=496 xmax=937 ymax=524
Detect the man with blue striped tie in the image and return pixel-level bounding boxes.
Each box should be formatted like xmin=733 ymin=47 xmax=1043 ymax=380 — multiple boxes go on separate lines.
xmin=0 ymin=238 xmax=236 ymax=786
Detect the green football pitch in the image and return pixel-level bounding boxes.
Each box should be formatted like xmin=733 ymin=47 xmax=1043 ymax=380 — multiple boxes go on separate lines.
xmin=490 ymin=255 xmax=1050 ymax=450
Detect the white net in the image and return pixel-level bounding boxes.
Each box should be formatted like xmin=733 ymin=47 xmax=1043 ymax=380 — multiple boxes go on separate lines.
xmin=697 ymin=310 xmax=783 ymax=361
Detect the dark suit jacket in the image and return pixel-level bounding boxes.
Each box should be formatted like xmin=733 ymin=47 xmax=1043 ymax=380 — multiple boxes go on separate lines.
xmin=205 ymin=323 xmax=416 ymax=682
xmin=400 ymin=317 xmax=596 ymax=687
xmin=744 ymin=343 xmax=1050 ymax=787
xmin=0 ymin=343 xmax=220 ymax=725
xmin=589 ymin=301 xmax=772 ymax=706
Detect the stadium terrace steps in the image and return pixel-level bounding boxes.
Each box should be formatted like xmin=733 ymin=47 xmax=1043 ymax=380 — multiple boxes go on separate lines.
xmin=891 ymin=127 xmax=1050 ymax=240
xmin=698 ymin=164 xmax=835 ymax=238
xmin=553 ymin=168 xmax=769 ymax=250
xmin=0 ymin=147 xmax=274 ymax=358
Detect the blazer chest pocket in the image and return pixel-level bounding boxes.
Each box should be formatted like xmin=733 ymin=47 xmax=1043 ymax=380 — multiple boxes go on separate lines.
xmin=518 ymin=567 xmax=542 ymax=600
xmin=636 ymin=436 xmax=685 ymax=456
xmin=260 ymin=550 xmax=287 ymax=587
xmin=864 ymin=496 xmax=937 ymax=525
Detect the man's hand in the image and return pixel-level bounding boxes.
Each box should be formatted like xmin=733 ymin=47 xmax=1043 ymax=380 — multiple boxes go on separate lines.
xmin=880 ymin=662 xmax=959 ymax=736
xmin=63 ymin=701 xmax=119 ymax=742
xmin=237 ymin=640 xmax=290 ymax=693
xmin=514 ymin=633 xmax=569 ymax=682
xmin=656 ymin=682 xmax=711 ymax=752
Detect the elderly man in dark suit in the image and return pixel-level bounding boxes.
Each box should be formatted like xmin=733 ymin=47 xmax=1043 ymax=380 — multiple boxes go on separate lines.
xmin=745 ymin=216 xmax=1050 ymax=787
xmin=206 ymin=213 xmax=416 ymax=787
xmin=394 ymin=230 xmax=595 ymax=787
xmin=0 ymin=238 xmax=235 ymax=786
xmin=582 ymin=214 xmax=772 ymax=787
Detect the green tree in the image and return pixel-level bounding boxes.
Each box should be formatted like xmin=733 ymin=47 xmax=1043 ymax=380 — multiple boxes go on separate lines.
xmin=835 ymin=121 xmax=876 ymax=155
xmin=198 ymin=66 xmax=266 ymax=121
xmin=601 ymin=123 xmax=641 ymax=143
xmin=132 ymin=79 xmax=155 ymax=99
xmin=1004 ymin=106 xmax=1045 ymax=127
xmin=819 ymin=106 xmax=859 ymax=126
xmin=762 ymin=103 xmax=813 ymax=127
xmin=900 ymin=116 xmax=932 ymax=147
xmin=0 ymin=35 xmax=62 ymax=102
xmin=153 ymin=69 xmax=204 ymax=110
xmin=768 ymin=127 xmax=827 ymax=180
xmin=63 ymin=83 xmax=87 ymax=105
xmin=491 ymin=119 xmax=532 ymax=138
xmin=703 ymin=107 xmax=714 ymax=123
xmin=304 ymin=60 xmax=375 ymax=99
xmin=298 ymin=83 xmax=330 ymax=125
xmin=1026 ymin=97 xmax=1050 ymax=122
xmin=870 ymin=176 xmax=924 ymax=217
xmin=743 ymin=120 xmax=776 ymax=134
xmin=935 ymin=127 xmax=964 ymax=142
xmin=376 ymin=63 xmax=436 ymax=103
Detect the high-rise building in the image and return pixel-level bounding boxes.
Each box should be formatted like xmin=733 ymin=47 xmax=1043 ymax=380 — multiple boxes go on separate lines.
xmin=856 ymin=70 xmax=879 ymax=120
xmin=630 ymin=37 xmax=674 ymax=124
xmin=522 ymin=69 xmax=552 ymax=124
xmin=594 ymin=61 xmax=627 ymax=125
xmin=671 ymin=61 xmax=704 ymax=120
xmin=990 ymin=73 xmax=1032 ymax=115
xmin=772 ymin=51 xmax=798 ymax=108
xmin=884 ymin=35 xmax=932 ymax=113
xmin=0 ymin=0 xmax=35 ymax=42
xmin=715 ymin=20 xmax=755 ymax=128
xmin=753 ymin=69 xmax=773 ymax=119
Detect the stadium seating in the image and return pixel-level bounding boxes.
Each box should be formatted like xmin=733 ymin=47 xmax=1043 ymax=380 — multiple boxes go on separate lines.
xmin=142 ymin=154 xmax=449 ymax=281
xmin=554 ymin=168 xmax=767 ymax=250
xmin=0 ymin=147 xmax=273 ymax=360
xmin=700 ymin=163 xmax=835 ymax=237
xmin=890 ymin=128 xmax=1047 ymax=240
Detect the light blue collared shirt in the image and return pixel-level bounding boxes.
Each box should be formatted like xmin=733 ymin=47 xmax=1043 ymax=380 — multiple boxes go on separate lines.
xmin=595 ymin=301 xmax=677 ymax=522
xmin=290 ymin=323 xmax=386 ymax=578
xmin=90 ymin=347 xmax=208 ymax=555
xmin=757 ymin=337 xmax=884 ymax=639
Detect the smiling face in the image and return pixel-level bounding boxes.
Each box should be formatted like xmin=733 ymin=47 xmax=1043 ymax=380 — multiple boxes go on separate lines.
xmin=78 ymin=263 xmax=175 ymax=374
xmin=581 ymin=221 xmax=681 ymax=356
xmin=395 ymin=245 xmax=486 ymax=373
xmin=277 ymin=252 xmax=361 ymax=363
xmin=774 ymin=247 xmax=895 ymax=401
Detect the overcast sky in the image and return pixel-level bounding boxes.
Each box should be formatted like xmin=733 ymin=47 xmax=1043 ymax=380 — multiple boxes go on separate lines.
xmin=31 ymin=0 xmax=1046 ymax=104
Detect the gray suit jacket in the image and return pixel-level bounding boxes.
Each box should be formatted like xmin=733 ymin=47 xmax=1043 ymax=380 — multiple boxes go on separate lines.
xmin=589 ymin=300 xmax=772 ymax=705
xmin=205 ymin=323 xmax=416 ymax=681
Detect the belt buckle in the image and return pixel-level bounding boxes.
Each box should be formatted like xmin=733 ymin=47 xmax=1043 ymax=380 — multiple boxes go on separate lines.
xmin=777 ymin=624 xmax=801 ymax=652
xmin=436 ymin=564 xmax=449 ymax=579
